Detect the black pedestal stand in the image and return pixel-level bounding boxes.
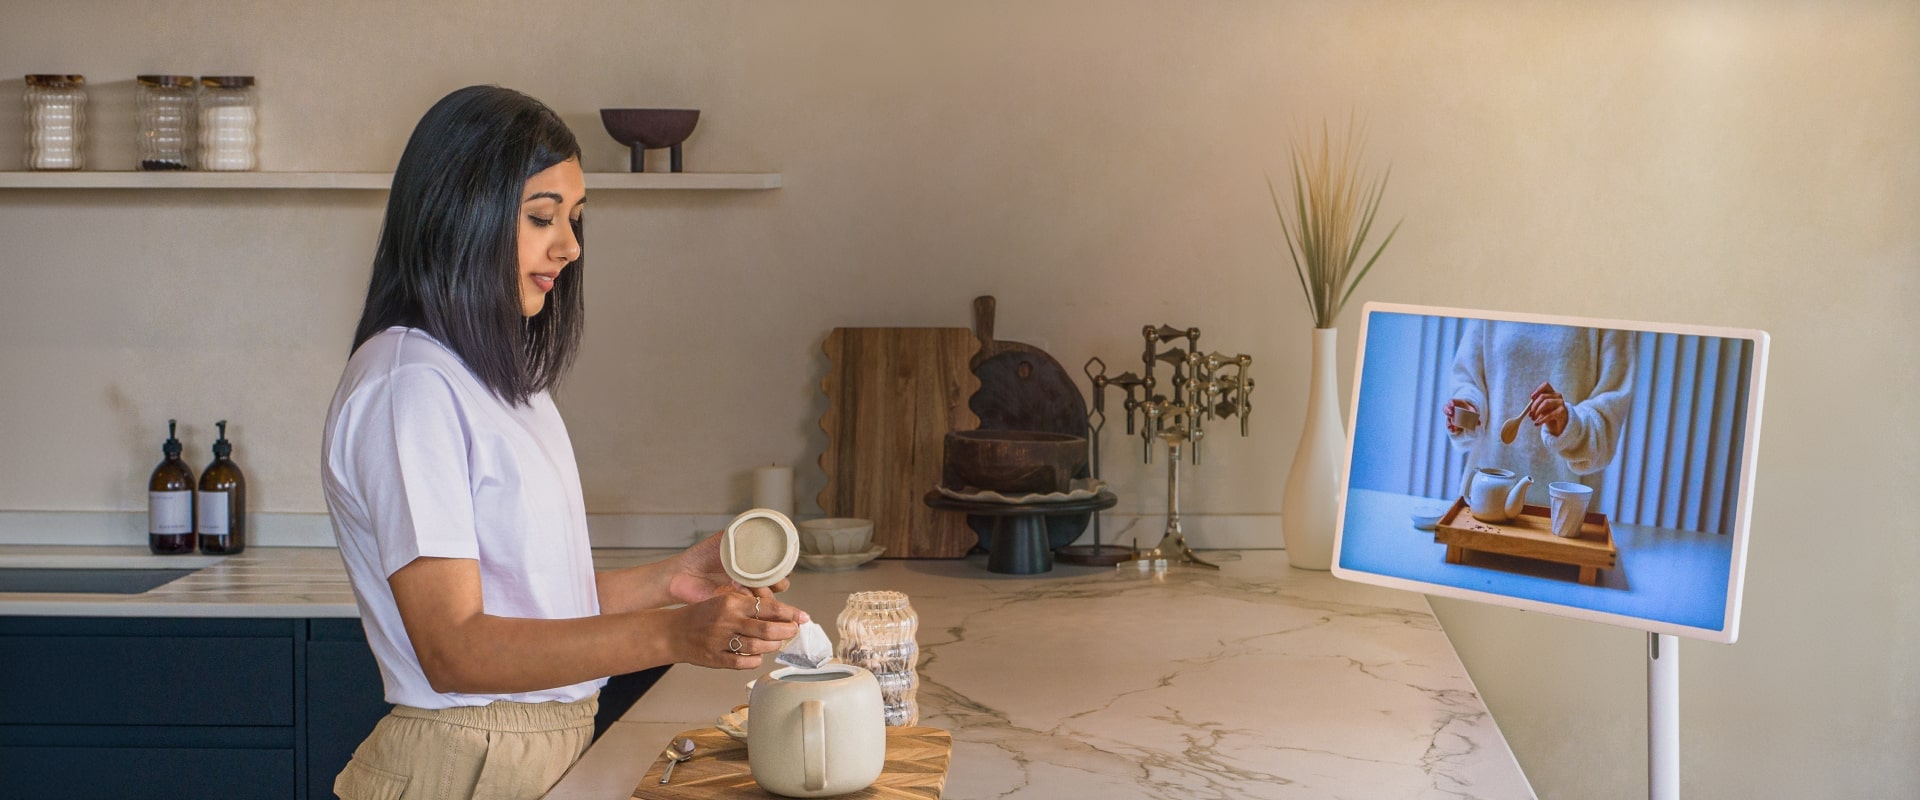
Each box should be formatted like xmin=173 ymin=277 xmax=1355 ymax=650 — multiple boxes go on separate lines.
xmin=924 ymin=490 xmax=1120 ymax=575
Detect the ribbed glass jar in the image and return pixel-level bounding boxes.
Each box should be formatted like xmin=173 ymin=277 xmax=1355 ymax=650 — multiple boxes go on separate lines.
xmin=137 ymin=75 xmax=196 ymax=171
xmin=198 ymin=75 xmax=256 ymax=171
xmin=835 ymin=590 xmax=920 ymax=726
xmin=24 ymin=74 xmax=86 ymax=170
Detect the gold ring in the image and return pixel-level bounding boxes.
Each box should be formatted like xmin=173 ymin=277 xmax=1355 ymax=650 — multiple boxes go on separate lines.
xmin=753 ymin=596 xmax=762 ymax=619
xmin=728 ymin=635 xmax=743 ymax=654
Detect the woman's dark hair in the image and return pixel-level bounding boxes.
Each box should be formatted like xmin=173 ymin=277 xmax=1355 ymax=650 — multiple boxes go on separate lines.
xmin=351 ymin=85 xmax=584 ymax=405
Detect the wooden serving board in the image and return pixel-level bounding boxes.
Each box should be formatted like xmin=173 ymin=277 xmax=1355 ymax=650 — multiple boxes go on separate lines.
xmin=633 ymin=726 xmax=952 ymax=799
xmin=1433 ymin=498 xmax=1618 ymax=586
xmin=819 ymin=328 xmax=980 ymax=558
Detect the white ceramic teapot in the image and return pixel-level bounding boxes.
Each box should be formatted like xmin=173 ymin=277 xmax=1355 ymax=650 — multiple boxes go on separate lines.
xmin=748 ymin=664 xmax=886 ymax=797
xmin=1464 ymin=467 xmax=1533 ymax=523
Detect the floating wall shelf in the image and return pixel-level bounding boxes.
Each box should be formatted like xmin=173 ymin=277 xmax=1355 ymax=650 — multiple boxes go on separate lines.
xmin=0 ymin=171 xmax=781 ymax=191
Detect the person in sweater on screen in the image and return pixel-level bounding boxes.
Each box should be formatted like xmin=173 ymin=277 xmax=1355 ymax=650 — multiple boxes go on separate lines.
xmin=1443 ymin=319 xmax=1636 ymax=503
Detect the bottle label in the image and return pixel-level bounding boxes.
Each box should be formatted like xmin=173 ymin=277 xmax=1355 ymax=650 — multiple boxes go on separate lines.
xmin=150 ymin=491 xmax=193 ymax=535
xmin=197 ymin=491 xmax=230 ymax=535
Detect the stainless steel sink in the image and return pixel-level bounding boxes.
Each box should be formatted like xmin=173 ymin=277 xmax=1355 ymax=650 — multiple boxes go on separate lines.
xmin=0 ymin=553 xmax=224 ymax=594
xmin=0 ymin=567 xmax=199 ymax=594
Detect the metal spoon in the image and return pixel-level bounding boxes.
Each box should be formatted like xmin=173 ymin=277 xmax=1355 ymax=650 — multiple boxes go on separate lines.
xmin=659 ymin=737 xmax=696 ymax=785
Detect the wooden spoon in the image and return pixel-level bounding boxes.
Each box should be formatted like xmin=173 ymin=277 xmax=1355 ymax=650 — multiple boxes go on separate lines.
xmin=1499 ymin=411 xmax=1526 ymax=445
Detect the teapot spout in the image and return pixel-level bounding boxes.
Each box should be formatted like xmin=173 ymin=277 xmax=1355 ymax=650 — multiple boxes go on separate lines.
xmin=1506 ymin=477 xmax=1534 ymax=519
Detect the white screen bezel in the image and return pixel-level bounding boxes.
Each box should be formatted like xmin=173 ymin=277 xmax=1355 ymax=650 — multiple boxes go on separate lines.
xmin=1329 ymin=302 xmax=1769 ymax=643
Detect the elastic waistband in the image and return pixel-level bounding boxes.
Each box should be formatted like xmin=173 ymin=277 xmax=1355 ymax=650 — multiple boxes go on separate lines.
xmin=392 ymin=693 xmax=599 ymax=733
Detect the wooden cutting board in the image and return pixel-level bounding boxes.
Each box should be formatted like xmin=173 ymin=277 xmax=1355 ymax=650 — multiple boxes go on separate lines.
xmin=633 ymin=726 xmax=952 ymax=799
xmin=819 ymin=328 xmax=980 ymax=558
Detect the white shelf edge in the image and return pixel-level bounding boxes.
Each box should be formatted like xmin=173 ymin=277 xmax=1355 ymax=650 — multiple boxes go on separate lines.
xmin=0 ymin=171 xmax=781 ymax=191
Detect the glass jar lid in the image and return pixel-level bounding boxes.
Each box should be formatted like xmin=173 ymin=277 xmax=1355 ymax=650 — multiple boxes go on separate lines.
xmin=137 ymin=75 xmax=195 ymax=88
xmin=25 ymin=74 xmax=85 ymax=88
xmin=199 ymin=75 xmax=256 ymax=88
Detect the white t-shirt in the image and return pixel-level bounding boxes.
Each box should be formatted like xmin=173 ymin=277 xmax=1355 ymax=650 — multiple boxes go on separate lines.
xmin=321 ymin=326 xmax=606 ymax=708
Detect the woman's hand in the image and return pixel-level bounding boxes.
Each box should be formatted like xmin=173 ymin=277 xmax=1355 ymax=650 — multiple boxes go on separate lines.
xmin=1526 ymin=382 xmax=1569 ymax=436
xmin=1444 ymin=398 xmax=1480 ymax=434
xmin=666 ymin=531 xmax=793 ymax=606
xmin=671 ymin=588 xmax=806 ymax=670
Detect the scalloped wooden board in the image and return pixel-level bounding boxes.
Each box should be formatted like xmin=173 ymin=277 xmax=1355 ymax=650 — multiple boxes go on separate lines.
xmin=818 ymin=328 xmax=980 ymax=558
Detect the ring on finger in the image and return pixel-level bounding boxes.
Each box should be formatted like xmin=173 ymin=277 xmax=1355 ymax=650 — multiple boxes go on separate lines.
xmin=752 ymin=596 xmax=762 ymax=619
xmin=728 ymin=635 xmax=744 ymax=655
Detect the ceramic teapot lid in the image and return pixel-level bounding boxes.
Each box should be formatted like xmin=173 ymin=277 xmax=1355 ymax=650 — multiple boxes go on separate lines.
xmin=721 ymin=508 xmax=800 ymax=588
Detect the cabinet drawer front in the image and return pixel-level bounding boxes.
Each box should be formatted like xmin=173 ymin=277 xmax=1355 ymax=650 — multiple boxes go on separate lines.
xmin=0 ymin=635 xmax=293 ymax=726
xmin=0 ymin=746 xmax=294 ymax=800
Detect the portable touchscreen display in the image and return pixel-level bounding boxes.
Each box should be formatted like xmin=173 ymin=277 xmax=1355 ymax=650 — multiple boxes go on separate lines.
xmin=1331 ymin=303 xmax=1768 ymax=642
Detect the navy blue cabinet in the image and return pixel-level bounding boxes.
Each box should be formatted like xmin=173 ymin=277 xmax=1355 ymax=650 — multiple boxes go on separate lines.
xmin=305 ymin=619 xmax=391 ymax=800
xmin=0 ymin=616 xmax=666 ymax=800
xmin=0 ymin=617 xmax=303 ymax=799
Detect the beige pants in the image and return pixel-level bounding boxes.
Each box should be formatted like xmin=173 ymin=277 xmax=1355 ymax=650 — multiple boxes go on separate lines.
xmin=333 ymin=694 xmax=598 ymax=800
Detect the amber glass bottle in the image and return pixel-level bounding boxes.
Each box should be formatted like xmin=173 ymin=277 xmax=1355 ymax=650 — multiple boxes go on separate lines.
xmin=148 ymin=419 xmax=196 ymax=554
xmin=197 ymin=420 xmax=246 ymax=555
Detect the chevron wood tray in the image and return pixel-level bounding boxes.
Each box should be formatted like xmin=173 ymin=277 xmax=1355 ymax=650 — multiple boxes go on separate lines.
xmin=632 ymin=725 xmax=952 ymax=799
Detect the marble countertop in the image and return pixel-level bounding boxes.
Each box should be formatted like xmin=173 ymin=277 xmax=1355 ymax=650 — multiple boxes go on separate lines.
xmin=0 ymin=545 xmax=1532 ymax=797
xmin=553 ymin=551 xmax=1535 ymax=800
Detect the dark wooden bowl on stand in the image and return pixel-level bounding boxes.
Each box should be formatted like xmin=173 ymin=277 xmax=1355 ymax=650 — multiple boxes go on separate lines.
xmin=942 ymin=430 xmax=1086 ymax=495
xmin=599 ymin=108 xmax=699 ymax=172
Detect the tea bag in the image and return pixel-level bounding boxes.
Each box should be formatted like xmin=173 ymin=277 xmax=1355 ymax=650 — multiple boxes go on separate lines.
xmin=775 ymin=621 xmax=835 ymax=670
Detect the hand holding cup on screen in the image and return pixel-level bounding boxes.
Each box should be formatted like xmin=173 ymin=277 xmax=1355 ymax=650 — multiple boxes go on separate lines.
xmin=1444 ymin=399 xmax=1480 ymax=434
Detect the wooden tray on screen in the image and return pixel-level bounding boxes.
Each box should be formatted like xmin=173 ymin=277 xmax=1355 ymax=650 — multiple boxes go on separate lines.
xmin=633 ymin=725 xmax=952 ymax=799
xmin=1433 ymin=498 xmax=1617 ymax=586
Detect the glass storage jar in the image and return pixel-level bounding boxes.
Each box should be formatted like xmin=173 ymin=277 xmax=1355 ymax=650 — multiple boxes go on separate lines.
xmin=198 ymin=75 xmax=256 ymax=171
xmin=136 ymin=75 xmax=196 ymax=171
xmin=24 ymin=74 xmax=86 ymax=170
xmin=835 ymin=590 xmax=920 ymax=726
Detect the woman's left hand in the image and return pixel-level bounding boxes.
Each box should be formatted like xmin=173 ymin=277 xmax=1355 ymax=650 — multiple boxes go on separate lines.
xmin=1526 ymin=381 xmax=1570 ymax=437
xmin=667 ymin=530 xmax=792 ymax=606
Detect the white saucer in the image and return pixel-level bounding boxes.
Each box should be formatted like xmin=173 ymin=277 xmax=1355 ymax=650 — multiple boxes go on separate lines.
xmin=1411 ymin=503 xmax=1450 ymax=531
xmin=796 ymin=544 xmax=884 ymax=572
xmin=716 ymin=704 xmax=749 ymax=740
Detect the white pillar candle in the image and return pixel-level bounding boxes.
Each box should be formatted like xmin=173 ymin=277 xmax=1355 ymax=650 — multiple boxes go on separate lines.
xmin=752 ymin=464 xmax=794 ymax=517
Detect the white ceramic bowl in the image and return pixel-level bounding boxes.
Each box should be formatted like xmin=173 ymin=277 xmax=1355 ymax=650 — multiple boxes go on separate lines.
xmin=1410 ymin=503 xmax=1450 ymax=531
xmin=796 ymin=517 xmax=874 ymax=555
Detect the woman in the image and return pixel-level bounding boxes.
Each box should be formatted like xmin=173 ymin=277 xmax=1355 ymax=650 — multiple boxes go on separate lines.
xmin=1443 ymin=319 xmax=1635 ymax=504
xmin=320 ymin=86 xmax=806 ymax=800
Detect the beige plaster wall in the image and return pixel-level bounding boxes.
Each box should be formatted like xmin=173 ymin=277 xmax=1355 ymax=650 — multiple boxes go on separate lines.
xmin=1 ymin=2 xmax=1913 ymax=797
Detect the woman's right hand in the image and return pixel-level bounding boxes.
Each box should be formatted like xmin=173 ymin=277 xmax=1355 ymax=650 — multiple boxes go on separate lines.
xmin=671 ymin=588 xmax=804 ymax=670
xmin=1444 ymin=399 xmax=1480 ymax=434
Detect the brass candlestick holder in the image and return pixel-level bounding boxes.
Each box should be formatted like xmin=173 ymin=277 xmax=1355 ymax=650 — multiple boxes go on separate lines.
xmin=1086 ymin=325 xmax=1254 ymax=569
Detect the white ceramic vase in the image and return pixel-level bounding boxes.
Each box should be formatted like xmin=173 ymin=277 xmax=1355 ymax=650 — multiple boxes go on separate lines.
xmin=1282 ymin=327 xmax=1344 ymax=570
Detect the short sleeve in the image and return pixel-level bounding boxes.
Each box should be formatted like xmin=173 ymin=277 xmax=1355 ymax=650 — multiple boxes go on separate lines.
xmin=342 ymin=365 xmax=481 ymax=576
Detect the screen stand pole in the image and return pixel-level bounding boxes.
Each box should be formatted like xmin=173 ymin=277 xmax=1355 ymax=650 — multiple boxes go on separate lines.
xmin=1649 ymin=632 xmax=1680 ymax=800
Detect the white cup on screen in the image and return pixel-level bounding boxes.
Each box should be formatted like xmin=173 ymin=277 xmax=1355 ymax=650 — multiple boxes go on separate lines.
xmin=1548 ymin=482 xmax=1594 ymax=538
